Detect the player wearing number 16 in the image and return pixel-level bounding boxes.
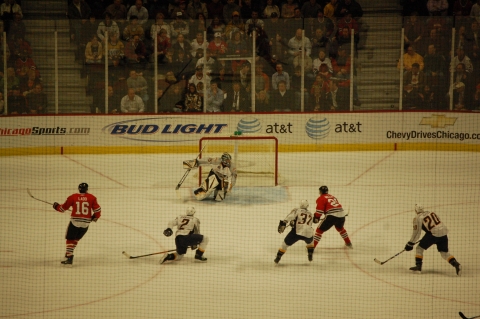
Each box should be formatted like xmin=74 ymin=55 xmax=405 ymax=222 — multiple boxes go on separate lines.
xmin=52 ymin=183 xmax=101 ymax=267
xmin=405 ymin=205 xmax=461 ymax=275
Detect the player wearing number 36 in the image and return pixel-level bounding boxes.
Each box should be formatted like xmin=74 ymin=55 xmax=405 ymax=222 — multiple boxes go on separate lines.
xmin=160 ymin=207 xmax=209 ymax=264
xmin=53 ymin=183 xmax=101 ymax=267
xmin=184 ymin=152 xmax=237 ymax=202
xmin=405 ymin=205 xmax=461 ymax=275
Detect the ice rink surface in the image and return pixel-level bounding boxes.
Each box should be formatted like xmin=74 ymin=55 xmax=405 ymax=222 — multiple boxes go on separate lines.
xmin=1 ymin=151 xmax=479 ymax=319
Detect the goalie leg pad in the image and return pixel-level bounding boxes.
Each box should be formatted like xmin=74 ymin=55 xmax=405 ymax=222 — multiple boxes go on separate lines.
xmin=194 ymin=174 xmax=219 ymax=201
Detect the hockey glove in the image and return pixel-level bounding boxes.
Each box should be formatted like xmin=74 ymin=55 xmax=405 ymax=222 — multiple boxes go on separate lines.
xmin=163 ymin=228 xmax=173 ymax=237
xmin=404 ymin=242 xmax=415 ymax=251
xmin=91 ymin=214 xmax=98 ymax=222
xmin=53 ymin=202 xmax=60 ymax=210
xmin=278 ymin=220 xmax=287 ymax=234
xmin=313 ymin=213 xmax=323 ymax=224
xmin=289 ymin=219 xmax=296 ymax=227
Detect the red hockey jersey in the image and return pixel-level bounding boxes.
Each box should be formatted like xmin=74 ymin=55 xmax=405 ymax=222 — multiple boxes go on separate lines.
xmin=315 ymin=194 xmax=344 ymax=218
xmin=55 ymin=193 xmax=101 ymax=227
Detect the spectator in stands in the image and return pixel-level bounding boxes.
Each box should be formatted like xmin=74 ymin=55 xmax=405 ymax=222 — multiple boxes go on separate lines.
xmin=97 ymin=13 xmax=120 ymax=43
xmin=187 ymin=0 xmax=208 ymax=20
xmin=25 ymin=83 xmax=47 ymax=114
xmin=324 ymin=78 xmax=349 ymax=111
xmin=127 ymin=0 xmax=148 ymax=26
xmin=207 ymin=0 xmax=224 ymax=24
xmin=85 ymin=35 xmax=103 ymax=64
xmin=427 ymin=0 xmax=448 ymax=16
xmin=127 ymin=69 xmax=149 ymax=103
xmin=472 ymin=1 xmax=480 ymax=24
xmin=105 ymin=0 xmax=127 ymax=29
xmin=161 ymin=83 xmax=185 ymax=112
xmin=123 ymin=15 xmax=144 ymax=41
xmin=172 ymin=49 xmax=195 ymax=81
xmin=109 ymin=56 xmax=128 ymax=87
xmin=254 ymin=63 xmax=270 ymax=93
xmin=285 ymin=7 xmax=304 ymax=33
xmin=150 ymin=29 xmax=171 ymax=64
xmin=452 ymin=62 xmax=474 ymax=95
xmin=208 ymin=32 xmax=228 ymax=58
xmin=121 ymin=88 xmax=145 ymax=113
xmin=263 ymin=0 xmax=280 ymax=19
xmin=309 ymin=9 xmax=337 ymax=40
xmin=255 ymin=89 xmax=271 ymax=112
xmin=0 ymin=32 xmax=10 ymax=67
xmin=417 ymin=84 xmax=437 ymax=110
xmin=403 ymin=83 xmax=420 ymax=109
xmin=224 ymin=11 xmax=245 ymax=40
xmin=452 ymin=47 xmax=473 ymax=73
xmin=452 ymin=81 xmax=471 ymax=110
xmin=150 ymin=13 xmax=172 ymax=39
xmin=77 ymin=15 xmax=98 ymax=61
xmin=311 ymin=28 xmax=330 ymax=59
xmin=9 ymin=35 xmax=32 ymax=63
xmin=0 ymin=67 xmax=19 ymax=95
xmin=332 ymin=45 xmax=351 ymax=75
xmin=196 ymin=49 xmax=217 ymax=76
xmin=207 ymin=15 xmax=226 ymax=42
xmin=324 ymin=0 xmax=338 ymax=20
xmin=301 ymin=0 xmax=322 ymax=19
xmin=0 ymin=91 xmax=4 ymax=114
xmin=402 ymin=0 xmax=429 ymax=17
xmin=310 ymin=74 xmax=327 ymax=111
xmin=8 ymin=84 xmax=27 ymax=114
xmin=225 ymin=81 xmax=250 ymax=112
xmin=206 ymin=81 xmax=224 ymax=112
xmin=240 ymin=0 xmax=258 ymax=21
xmin=171 ymin=12 xmax=189 ymax=38
xmin=423 ymin=44 xmax=446 ymax=79
xmin=0 ymin=0 xmax=22 ymax=33
xmin=19 ymin=66 xmax=40 ymax=95
xmin=465 ymin=21 xmax=480 ymax=74
xmin=7 ymin=12 xmax=25 ymax=42
xmin=189 ymin=65 xmax=211 ymax=89
xmin=183 ymin=82 xmax=203 ymax=112
xmin=313 ymin=49 xmax=333 ymax=77
xmin=245 ymin=10 xmax=264 ymax=36
xmin=281 ymin=0 xmax=298 ymax=19
xmin=404 ymin=62 xmax=425 ymax=90
xmin=101 ymin=85 xmax=123 ymax=114
xmin=335 ymin=0 xmax=363 ymax=20
xmin=191 ymin=31 xmax=208 ymax=57
xmin=237 ymin=61 xmax=251 ymax=91
xmin=288 ymin=29 xmax=312 ymax=65
xmin=169 ymin=0 xmax=188 ymax=19
xmin=453 ymin=0 xmax=473 ymax=17
xmin=106 ymin=32 xmax=125 ymax=65
xmin=337 ymin=12 xmax=359 ymax=48
xmin=124 ymin=34 xmax=147 ymax=65
xmin=403 ymin=13 xmax=424 ymax=52
xmin=293 ymin=49 xmax=314 ymax=78
xmin=272 ymin=62 xmax=290 ymax=90
xmin=290 ymin=65 xmax=310 ymax=110
xmin=271 ymin=80 xmax=294 ymax=111
xmin=398 ymin=44 xmax=424 ymax=72
xmin=223 ymin=0 xmax=241 ymax=25
xmin=228 ymin=30 xmax=248 ymax=71
xmin=473 ymin=83 xmax=480 ymax=110
xmin=190 ymin=13 xmax=208 ymax=39
xmin=15 ymin=52 xmax=38 ymax=79
xmin=172 ymin=34 xmax=192 ymax=58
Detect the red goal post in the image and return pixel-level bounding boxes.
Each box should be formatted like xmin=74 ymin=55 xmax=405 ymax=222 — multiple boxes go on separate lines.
xmin=199 ymin=136 xmax=279 ymax=186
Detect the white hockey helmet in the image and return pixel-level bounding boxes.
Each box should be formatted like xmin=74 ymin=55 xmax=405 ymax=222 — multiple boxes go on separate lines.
xmin=415 ymin=204 xmax=424 ymax=214
xmin=300 ymin=200 xmax=309 ymax=209
xmin=221 ymin=152 xmax=232 ymax=166
xmin=186 ymin=207 xmax=196 ymax=216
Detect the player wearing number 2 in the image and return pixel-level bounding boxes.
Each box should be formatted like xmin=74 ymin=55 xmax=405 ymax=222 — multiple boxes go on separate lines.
xmin=404 ymin=204 xmax=461 ymax=275
xmin=312 ymin=186 xmax=352 ymax=250
xmin=53 ymin=183 xmax=101 ymax=266
xmin=275 ymin=200 xmax=315 ymax=263
xmin=160 ymin=207 xmax=209 ymax=263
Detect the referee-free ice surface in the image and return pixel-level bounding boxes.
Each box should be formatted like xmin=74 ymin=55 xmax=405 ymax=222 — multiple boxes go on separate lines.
xmin=1 ymin=151 xmax=479 ymax=319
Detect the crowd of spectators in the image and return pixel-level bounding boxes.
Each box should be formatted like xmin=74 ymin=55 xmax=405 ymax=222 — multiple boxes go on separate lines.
xmin=65 ymin=0 xmax=364 ymax=113
xmin=0 ymin=0 xmax=48 ymax=115
xmin=401 ymin=0 xmax=480 ymax=111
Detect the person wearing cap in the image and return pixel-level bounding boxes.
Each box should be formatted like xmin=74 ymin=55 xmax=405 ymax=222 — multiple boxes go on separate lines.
xmin=171 ymin=11 xmax=189 ymax=38
xmin=263 ymin=0 xmax=280 ymax=19
xmin=224 ymin=10 xmax=245 ymax=40
xmin=7 ymin=85 xmax=27 ymax=115
xmin=223 ymin=0 xmax=241 ymax=25
xmin=127 ymin=0 xmax=148 ymax=26
xmin=208 ymin=32 xmax=228 ymax=58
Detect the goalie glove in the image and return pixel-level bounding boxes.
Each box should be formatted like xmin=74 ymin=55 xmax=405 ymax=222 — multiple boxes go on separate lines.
xmin=404 ymin=242 xmax=415 ymax=251
xmin=278 ymin=220 xmax=287 ymax=234
xmin=183 ymin=159 xmax=199 ymax=169
xmin=163 ymin=228 xmax=173 ymax=237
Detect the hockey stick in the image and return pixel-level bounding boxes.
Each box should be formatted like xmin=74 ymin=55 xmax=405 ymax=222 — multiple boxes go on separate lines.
xmin=175 ymin=142 xmax=208 ymax=190
xmin=374 ymin=241 xmax=420 ymax=265
xmin=27 ymin=188 xmax=54 ymax=205
xmin=459 ymin=312 xmax=480 ymax=319
xmin=122 ymin=249 xmax=177 ymax=259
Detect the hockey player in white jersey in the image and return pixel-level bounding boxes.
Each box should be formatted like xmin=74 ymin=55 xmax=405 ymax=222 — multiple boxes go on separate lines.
xmin=183 ymin=152 xmax=237 ymax=202
xmin=274 ymin=200 xmax=315 ymax=264
xmin=160 ymin=207 xmax=209 ymax=263
xmin=404 ymin=204 xmax=461 ymax=275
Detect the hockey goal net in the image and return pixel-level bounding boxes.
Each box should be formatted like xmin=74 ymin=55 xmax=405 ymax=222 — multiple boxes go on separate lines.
xmin=198 ymin=136 xmax=278 ymax=187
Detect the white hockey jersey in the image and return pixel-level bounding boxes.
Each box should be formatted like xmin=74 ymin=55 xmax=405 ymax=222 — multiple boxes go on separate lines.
xmin=198 ymin=157 xmax=237 ymax=187
xmin=409 ymin=210 xmax=449 ymax=243
xmin=284 ymin=207 xmax=314 ymax=238
xmin=168 ymin=215 xmax=201 ymax=237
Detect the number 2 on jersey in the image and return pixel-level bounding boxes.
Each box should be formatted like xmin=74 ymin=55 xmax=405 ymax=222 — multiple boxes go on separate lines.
xmin=423 ymin=212 xmax=441 ymax=231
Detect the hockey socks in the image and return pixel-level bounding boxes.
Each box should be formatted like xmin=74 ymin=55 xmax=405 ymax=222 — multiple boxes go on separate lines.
xmin=335 ymin=227 xmax=351 ymax=245
xmin=65 ymin=240 xmax=78 ymax=257
xmin=195 ymin=249 xmax=207 ymax=261
xmin=313 ymin=230 xmax=323 ymax=248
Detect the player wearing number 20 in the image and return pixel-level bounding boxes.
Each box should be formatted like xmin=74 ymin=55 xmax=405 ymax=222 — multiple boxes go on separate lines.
xmin=313 ymin=186 xmax=352 ymax=249
xmin=53 ymin=183 xmax=101 ymax=267
xmin=160 ymin=207 xmax=209 ymax=263
xmin=275 ymin=200 xmax=315 ymax=264
xmin=405 ymin=205 xmax=461 ymax=275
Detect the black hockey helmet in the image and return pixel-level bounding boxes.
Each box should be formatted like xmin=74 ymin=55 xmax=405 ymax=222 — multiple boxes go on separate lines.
xmin=78 ymin=183 xmax=89 ymax=193
xmin=319 ymin=185 xmax=328 ymax=194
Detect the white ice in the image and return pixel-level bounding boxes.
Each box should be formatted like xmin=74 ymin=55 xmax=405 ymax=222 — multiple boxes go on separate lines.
xmin=0 ymin=151 xmax=479 ymax=319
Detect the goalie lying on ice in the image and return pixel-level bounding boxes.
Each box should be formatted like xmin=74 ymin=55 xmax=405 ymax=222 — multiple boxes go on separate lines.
xmin=183 ymin=152 xmax=237 ymax=201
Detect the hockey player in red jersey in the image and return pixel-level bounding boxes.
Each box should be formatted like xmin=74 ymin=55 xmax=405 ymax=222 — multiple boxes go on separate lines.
xmin=53 ymin=183 xmax=101 ymax=266
xmin=313 ymin=186 xmax=352 ymax=250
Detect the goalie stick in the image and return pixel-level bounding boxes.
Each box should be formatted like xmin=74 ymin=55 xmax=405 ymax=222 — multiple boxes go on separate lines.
xmin=459 ymin=312 xmax=480 ymax=319
xmin=175 ymin=142 xmax=208 ymax=190
xmin=374 ymin=241 xmax=420 ymax=265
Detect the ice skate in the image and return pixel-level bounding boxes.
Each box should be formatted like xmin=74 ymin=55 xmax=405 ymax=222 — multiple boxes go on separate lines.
xmin=345 ymin=243 xmax=353 ymax=249
xmin=308 ymin=253 xmax=313 ymax=262
xmin=159 ymin=253 xmax=175 ymax=264
xmin=274 ymin=256 xmax=281 ymax=264
xmin=409 ymin=264 xmax=422 ymax=274
xmin=61 ymin=255 xmax=74 ymax=267
xmin=194 ymin=250 xmax=207 ymax=262
xmin=452 ymin=261 xmax=462 ymax=276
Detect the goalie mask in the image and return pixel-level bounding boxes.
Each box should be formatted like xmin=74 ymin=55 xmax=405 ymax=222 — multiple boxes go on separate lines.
xmin=300 ymin=200 xmax=309 ymax=209
xmin=186 ymin=207 xmax=196 ymax=216
xmin=78 ymin=183 xmax=88 ymax=193
xmin=221 ymin=153 xmax=232 ymax=167
xmin=415 ymin=204 xmax=424 ymax=214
